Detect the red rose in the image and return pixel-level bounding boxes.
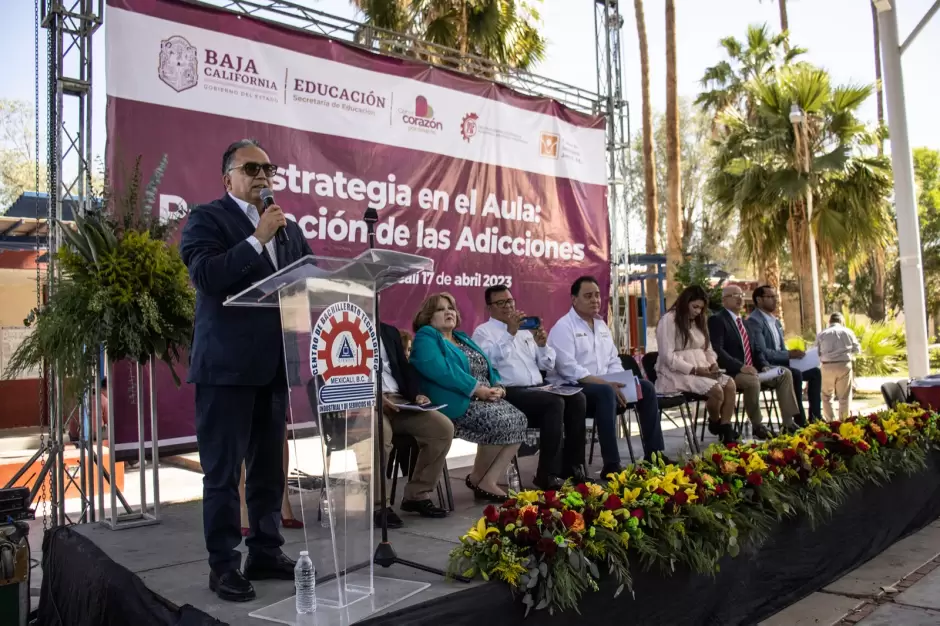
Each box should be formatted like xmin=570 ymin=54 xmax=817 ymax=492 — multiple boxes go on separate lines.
xmin=522 ymin=508 xmax=538 ymax=527
xmin=797 ymin=441 xmax=807 ymax=450
xmin=561 ymin=510 xmax=577 ymax=529
xmin=537 ymin=538 xmax=558 ymax=557
xmin=815 ymin=441 xmax=825 ymax=449
xmin=576 ymin=483 xmax=590 ymax=497
xmin=783 ymin=448 xmax=796 ymax=463
xmin=726 ymin=441 xmax=739 ymax=449
xmin=544 ymin=490 xmax=557 ymax=503
xmin=712 ymin=453 xmax=723 ymax=464
xmin=683 ymin=465 xmax=694 ymax=476
xmin=503 ymin=499 xmax=517 ymax=508
xmin=857 ymin=440 xmax=871 ymax=452
xmin=541 ymin=510 xmax=553 ymax=523
xmin=630 ymin=508 xmax=644 ymax=519
xmin=500 ymin=509 xmax=518 ymax=526
xmin=876 ymin=431 xmax=888 ymax=445
xmin=811 ymin=455 xmax=825 ymax=468
xmin=483 ymin=505 xmax=499 ymax=523
xmin=747 ymin=472 xmax=763 ymax=486
xmin=740 ymin=452 xmax=751 ymax=462
xmin=655 ymin=488 xmax=666 ymax=495
xmin=604 ymin=494 xmax=623 ymax=511
xmin=830 ymin=421 xmax=842 ymax=430
xmin=673 ymin=491 xmax=689 ymax=506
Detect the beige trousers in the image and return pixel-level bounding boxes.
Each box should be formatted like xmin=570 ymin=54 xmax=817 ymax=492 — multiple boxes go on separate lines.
xmin=735 ymin=368 xmax=800 ymax=428
xmin=821 ymin=362 xmax=853 ymax=420
xmin=375 ymin=393 xmax=454 ymax=505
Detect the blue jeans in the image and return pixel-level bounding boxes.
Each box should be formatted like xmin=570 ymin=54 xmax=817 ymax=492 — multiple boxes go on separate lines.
xmin=581 ymin=380 xmax=664 ymax=466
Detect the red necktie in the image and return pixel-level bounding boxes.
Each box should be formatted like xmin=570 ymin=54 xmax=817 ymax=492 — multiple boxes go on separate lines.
xmin=736 ymin=317 xmax=753 ymax=366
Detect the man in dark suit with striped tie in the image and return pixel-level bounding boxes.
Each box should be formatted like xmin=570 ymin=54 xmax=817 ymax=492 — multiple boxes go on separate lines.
xmin=707 ymin=285 xmax=801 ymax=438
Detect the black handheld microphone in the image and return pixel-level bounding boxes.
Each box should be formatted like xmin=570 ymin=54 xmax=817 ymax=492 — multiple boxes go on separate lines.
xmin=259 ymin=187 xmax=289 ymax=245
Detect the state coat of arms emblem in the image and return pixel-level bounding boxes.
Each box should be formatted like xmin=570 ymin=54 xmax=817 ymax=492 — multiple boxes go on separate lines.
xmin=158 ymin=36 xmax=198 ymax=93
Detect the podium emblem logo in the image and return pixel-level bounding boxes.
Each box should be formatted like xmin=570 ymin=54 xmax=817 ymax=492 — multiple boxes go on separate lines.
xmin=310 ymin=302 xmax=378 ymax=412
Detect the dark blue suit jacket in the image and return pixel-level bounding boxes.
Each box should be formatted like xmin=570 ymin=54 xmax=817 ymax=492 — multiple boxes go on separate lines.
xmin=180 ymin=194 xmax=313 ymax=386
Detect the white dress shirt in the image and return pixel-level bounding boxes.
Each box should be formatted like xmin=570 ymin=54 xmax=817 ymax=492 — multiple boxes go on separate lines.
xmin=472 ymin=318 xmax=555 ymax=387
xmin=379 ymin=339 xmax=400 ymax=395
xmin=228 ymin=192 xmax=277 ymax=269
xmin=547 ymin=307 xmax=623 ymax=385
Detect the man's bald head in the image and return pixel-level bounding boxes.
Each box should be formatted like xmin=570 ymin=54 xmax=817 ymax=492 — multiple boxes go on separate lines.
xmin=722 ymin=285 xmax=744 ymax=312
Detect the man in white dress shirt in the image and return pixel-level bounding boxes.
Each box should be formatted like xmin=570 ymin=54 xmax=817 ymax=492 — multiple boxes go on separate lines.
xmin=472 ymin=286 xmax=588 ymax=489
xmin=547 ymin=276 xmax=666 ymax=478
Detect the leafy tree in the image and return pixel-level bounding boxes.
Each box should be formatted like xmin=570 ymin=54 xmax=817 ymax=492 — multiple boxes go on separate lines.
xmin=905 ymin=147 xmax=940 ymax=329
xmin=626 ymin=99 xmax=735 ymax=264
xmin=0 ymin=99 xmax=47 ymax=210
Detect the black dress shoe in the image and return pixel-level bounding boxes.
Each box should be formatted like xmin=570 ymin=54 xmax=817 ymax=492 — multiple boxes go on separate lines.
xmin=209 ymin=569 xmax=256 ymax=602
xmin=244 ymin=552 xmax=296 ymax=581
xmin=718 ymin=424 xmax=739 ymax=444
xmin=567 ymin=465 xmax=595 ymax=484
xmin=374 ymin=506 xmax=405 ymax=528
xmin=532 ymin=475 xmax=565 ymax=491
xmin=753 ymin=424 xmax=772 ymax=440
xmin=400 ymin=499 xmax=448 ymax=518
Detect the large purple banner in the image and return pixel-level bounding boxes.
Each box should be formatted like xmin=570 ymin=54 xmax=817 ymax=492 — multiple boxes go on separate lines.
xmin=106 ymin=0 xmax=610 ymax=452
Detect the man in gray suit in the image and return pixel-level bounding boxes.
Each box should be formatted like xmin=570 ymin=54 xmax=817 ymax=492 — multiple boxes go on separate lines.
xmin=745 ymin=285 xmax=822 ymax=426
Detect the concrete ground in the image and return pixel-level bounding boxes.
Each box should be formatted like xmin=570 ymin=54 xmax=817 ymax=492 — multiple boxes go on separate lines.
xmin=761 ymin=518 xmax=940 ymax=626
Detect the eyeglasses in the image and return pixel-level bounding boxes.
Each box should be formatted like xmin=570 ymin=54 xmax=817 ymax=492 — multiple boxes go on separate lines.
xmin=489 ymin=298 xmax=515 ymax=308
xmin=229 ymin=162 xmax=278 ymax=177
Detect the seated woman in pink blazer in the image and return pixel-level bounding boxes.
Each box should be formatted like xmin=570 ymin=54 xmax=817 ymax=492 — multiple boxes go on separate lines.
xmin=654 ymin=286 xmax=738 ymax=444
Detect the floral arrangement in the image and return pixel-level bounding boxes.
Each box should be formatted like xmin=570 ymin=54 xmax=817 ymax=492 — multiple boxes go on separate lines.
xmin=448 ymin=404 xmax=940 ymax=615
xmin=4 ymin=155 xmax=195 ymax=392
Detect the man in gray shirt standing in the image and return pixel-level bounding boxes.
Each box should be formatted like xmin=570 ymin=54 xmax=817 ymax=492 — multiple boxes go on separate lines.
xmin=817 ymin=313 xmax=862 ymax=420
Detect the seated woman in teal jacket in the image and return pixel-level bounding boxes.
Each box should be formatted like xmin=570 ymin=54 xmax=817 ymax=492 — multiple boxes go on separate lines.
xmin=410 ymin=292 xmax=529 ymax=502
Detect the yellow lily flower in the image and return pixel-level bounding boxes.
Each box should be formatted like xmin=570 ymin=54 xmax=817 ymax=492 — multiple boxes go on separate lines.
xmin=464 ymin=517 xmax=500 ymax=543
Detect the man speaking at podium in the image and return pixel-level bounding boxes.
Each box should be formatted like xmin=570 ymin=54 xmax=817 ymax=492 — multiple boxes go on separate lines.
xmin=180 ymin=139 xmax=312 ymax=602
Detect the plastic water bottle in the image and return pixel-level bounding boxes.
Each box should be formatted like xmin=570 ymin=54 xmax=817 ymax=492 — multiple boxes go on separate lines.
xmin=319 ymin=489 xmax=330 ymax=529
xmin=295 ymin=551 xmax=316 ymax=614
xmin=506 ymin=463 xmax=522 ymax=493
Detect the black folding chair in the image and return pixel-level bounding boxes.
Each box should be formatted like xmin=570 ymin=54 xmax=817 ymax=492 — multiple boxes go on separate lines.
xmin=387 ymin=434 xmax=453 ymax=511
xmin=881 ymin=381 xmax=906 ymax=409
xmin=641 ymin=351 xmax=701 ymax=454
xmin=584 ymin=357 xmax=638 ymax=465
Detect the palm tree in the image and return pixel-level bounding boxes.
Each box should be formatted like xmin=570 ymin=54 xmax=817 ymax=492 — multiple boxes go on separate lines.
xmin=696 ymin=24 xmax=805 ymax=127
xmin=351 ymin=0 xmax=547 ymax=73
xmin=665 ymin=0 xmax=682 ymax=305
xmin=707 ymin=64 xmax=894 ymax=331
xmin=696 ymin=24 xmax=805 ymax=287
xmin=633 ymin=0 xmax=660 ymax=325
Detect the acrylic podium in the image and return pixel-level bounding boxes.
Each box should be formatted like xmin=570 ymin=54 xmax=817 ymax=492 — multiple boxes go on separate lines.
xmin=223 ymin=249 xmax=434 ymax=625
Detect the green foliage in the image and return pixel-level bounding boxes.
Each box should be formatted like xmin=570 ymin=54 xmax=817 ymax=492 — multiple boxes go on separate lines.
xmin=3 ymin=156 xmax=194 ymax=394
xmin=842 ymin=308 xmax=906 ymax=377
xmin=673 ymin=255 xmax=726 ymax=311
xmin=352 ymin=0 xmax=546 ymax=73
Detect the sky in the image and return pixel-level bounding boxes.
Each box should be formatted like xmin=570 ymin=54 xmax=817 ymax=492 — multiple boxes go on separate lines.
xmin=5 ymin=0 xmax=940 ymax=230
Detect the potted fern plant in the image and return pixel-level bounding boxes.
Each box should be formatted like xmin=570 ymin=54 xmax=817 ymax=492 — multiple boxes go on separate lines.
xmin=3 ymin=155 xmax=195 ymax=395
